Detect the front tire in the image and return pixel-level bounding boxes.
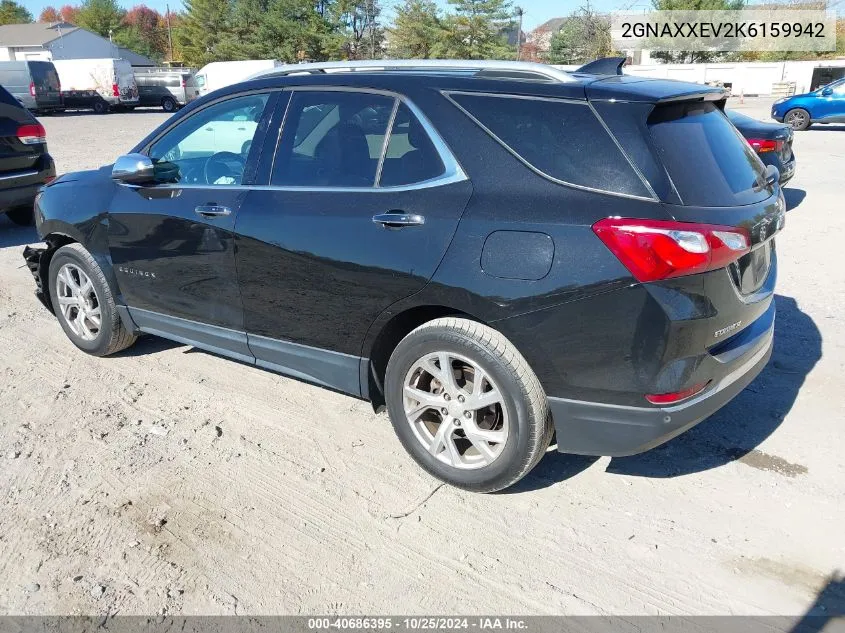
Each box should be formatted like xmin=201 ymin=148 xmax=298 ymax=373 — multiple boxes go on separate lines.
xmin=5 ymin=205 xmax=33 ymax=226
xmin=785 ymin=108 xmax=811 ymax=131
xmin=92 ymin=100 xmax=109 ymax=115
xmin=48 ymin=243 xmax=137 ymax=356
xmin=162 ymin=97 xmax=177 ymax=112
xmin=385 ymin=318 xmax=553 ymax=493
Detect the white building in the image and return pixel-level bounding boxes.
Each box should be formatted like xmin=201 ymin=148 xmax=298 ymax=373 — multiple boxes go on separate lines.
xmin=0 ymin=22 xmax=155 ymax=66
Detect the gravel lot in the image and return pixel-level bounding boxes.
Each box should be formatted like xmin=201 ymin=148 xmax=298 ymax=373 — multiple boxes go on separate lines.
xmin=0 ymin=99 xmax=843 ymax=617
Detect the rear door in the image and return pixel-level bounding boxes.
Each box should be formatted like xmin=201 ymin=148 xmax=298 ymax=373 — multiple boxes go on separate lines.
xmin=28 ymin=62 xmax=61 ymax=110
xmin=233 ymin=88 xmax=472 ymax=394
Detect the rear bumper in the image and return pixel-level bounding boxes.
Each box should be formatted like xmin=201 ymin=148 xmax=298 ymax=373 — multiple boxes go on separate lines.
xmin=550 ymin=320 xmax=773 ymax=457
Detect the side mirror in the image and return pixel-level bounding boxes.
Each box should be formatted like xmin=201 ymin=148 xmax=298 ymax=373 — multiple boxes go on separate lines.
xmin=112 ymin=153 xmax=156 ymax=184
xmin=821 ymin=88 xmax=833 ymax=96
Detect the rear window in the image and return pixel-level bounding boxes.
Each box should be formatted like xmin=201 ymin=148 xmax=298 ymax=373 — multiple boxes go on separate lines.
xmin=447 ymin=92 xmax=652 ymax=198
xmin=649 ymin=102 xmax=769 ymax=207
xmin=29 ymin=62 xmax=60 ymax=91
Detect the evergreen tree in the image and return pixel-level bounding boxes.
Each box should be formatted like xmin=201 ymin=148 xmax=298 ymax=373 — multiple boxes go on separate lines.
xmin=0 ymin=0 xmax=33 ymax=24
xmin=76 ymin=0 xmax=125 ymax=37
xmin=387 ymin=0 xmax=441 ymax=58
xmin=437 ymin=0 xmax=514 ymax=59
xmin=179 ymin=0 xmax=231 ymax=65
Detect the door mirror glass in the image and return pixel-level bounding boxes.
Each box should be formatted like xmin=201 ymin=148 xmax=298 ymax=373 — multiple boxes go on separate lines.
xmin=112 ymin=153 xmax=156 ymax=184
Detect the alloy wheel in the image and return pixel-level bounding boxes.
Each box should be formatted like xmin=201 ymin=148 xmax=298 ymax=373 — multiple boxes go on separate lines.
xmin=403 ymin=351 xmax=509 ymax=470
xmin=786 ymin=110 xmax=806 ymax=129
xmin=55 ymin=263 xmax=102 ymax=341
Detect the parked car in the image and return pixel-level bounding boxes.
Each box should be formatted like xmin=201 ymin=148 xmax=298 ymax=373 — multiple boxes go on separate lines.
xmin=23 ymin=60 xmax=785 ymax=492
xmin=134 ymin=68 xmax=198 ymax=112
xmin=0 ymin=60 xmax=62 ymax=114
xmin=0 ymin=85 xmax=55 ymax=225
xmin=727 ymin=109 xmax=796 ymax=184
xmin=771 ymin=77 xmax=845 ymax=130
xmin=52 ymin=58 xmax=139 ymax=114
xmin=194 ymin=60 xmax=279 ymax=97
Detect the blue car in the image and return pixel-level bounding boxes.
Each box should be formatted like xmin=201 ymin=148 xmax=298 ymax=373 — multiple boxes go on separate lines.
xmin=772 ymin=77 xmax=845 ymax=130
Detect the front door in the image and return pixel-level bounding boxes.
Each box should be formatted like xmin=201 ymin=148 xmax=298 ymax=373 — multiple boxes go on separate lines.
xmin=816 ymin=79 xmax=845 ymax=122
xmin=234 ymin=89 xmax=472 ymax=394
xmin=109 ymin=92 xmax=276 ymax=341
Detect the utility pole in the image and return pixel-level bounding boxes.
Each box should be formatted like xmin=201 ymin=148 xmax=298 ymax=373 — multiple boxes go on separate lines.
xmin=166 ymin=4 xmax=174 ymax=63
xmin=515 ymin=6 xmax=524 ymax=61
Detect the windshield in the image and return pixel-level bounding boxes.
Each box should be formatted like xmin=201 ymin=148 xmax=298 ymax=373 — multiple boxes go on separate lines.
xmin=649 ymin=102 xmax=769 ymax=207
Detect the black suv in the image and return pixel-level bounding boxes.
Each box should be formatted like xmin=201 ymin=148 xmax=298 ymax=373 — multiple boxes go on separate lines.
xmin=0 ymin=85 xmax=55 ymax=225
xmin=23 ymin=60 xmax=784 ymax=492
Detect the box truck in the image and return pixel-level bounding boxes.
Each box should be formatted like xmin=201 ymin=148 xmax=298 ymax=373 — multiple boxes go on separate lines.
xmin=52 ymin=58 xmax=139 ymax=114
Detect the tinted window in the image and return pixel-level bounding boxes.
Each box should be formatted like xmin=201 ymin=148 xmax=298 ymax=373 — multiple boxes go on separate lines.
xmin=379 ymin=104 xmax=445 ymax=186
xmin=649 ymin=102 xmax=768 ymax=207
xmin=449 ymin=93 xmax=651 ymax=198
xmin=148 ymin=93 xmax=270 ymax=186
xmin=272 ymin=91 xmax=394 ymax=187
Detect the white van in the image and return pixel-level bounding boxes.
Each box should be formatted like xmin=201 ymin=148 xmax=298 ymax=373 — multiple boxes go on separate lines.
xmin=52 ymin=58 xmax=139 ymax=114
xmin=194 ymin=60 xmax=280 ymax=97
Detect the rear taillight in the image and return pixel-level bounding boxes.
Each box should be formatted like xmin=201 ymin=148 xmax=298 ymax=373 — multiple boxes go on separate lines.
xmin=592 ymin=218 xmax=751 ymax=283
xmin=180 ymin=77 xmax=186 ymax=88
xmin=747 ymin=138 xmax=784 ymax=154
xmin=646 ymin=382 xmax=710 ymax=405
xmin=112 ymin=83 xmax=120 ymax=97
xmin=29 ymin=81 xmax=36 ymax=97
xmin=16 ymin=123 xmax=47 ymax=145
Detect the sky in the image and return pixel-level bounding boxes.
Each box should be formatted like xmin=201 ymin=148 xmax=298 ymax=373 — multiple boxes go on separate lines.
xmin=22 ymin=0 xmax=650 ymax=32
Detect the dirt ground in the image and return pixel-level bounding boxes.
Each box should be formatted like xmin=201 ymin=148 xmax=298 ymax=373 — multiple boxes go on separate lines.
xmin=0 ymin=99 xmax=843 ymax=616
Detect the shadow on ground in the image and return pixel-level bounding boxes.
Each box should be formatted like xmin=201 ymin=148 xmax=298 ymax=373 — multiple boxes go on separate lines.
xmin=510 ymin=294 xmax=820 ymax=491
xmin=0 ymin=215 xmax=38 ymax=248
xmin=791 ymin=573 xmax=845 ymax=632
xmin=606 ymin=294 xmax=820 ymax=479
xmin=784 ymin=188 xmax=807 ymax=211
xmin=805 ymin=124 xmax=845 ymax=132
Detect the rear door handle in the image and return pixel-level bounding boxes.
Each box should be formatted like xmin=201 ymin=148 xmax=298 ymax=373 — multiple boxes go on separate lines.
xmin=372 ymin=212 xmax=425 ymax=228
xmin=195 ymin=204 xmax=232 ymax=217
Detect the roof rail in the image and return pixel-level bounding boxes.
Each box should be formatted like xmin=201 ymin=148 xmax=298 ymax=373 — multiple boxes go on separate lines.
xmin=248 ymin=59 xmax=576 ymax=83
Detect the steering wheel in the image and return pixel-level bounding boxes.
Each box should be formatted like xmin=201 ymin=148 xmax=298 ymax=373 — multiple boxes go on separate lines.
xmin=204 ymin=151 xmax=246 ymax=185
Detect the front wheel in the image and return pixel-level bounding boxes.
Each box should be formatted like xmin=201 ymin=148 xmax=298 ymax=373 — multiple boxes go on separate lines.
xmin=162 ymin=97 xmax=177 ymax=112
xmin=785 ymin=108 xmax=811 ymax=131
xmin=385 ymin=318 xmax=553 ymax=493
xmin=48 ymin=243 xmax=137 ymax=356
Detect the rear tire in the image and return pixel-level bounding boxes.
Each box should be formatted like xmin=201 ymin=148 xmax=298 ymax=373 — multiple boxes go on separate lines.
xmin=5 ymin=206 xmax=34 ymax=226
xmin=92 ymin=100 xmax=109 ymax=115
xmin=162 ymin=97 xmax=177 ymax=112
xmin=385 ymin=317 xmax=553 ymax=493
xmin=785 ymin=108 xmax=811 ymax=131
xmin=48 ymin=243 xmax=137 ymax=357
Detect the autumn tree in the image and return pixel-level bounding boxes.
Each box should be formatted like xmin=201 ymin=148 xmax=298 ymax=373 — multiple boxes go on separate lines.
xmin=39 ymin=6 xmax=62 ymax=21
xmin=547 ymin=5 xmax=614 ymax=64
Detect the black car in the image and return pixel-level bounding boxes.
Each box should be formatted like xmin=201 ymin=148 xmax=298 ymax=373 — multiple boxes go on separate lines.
xmin=0 ymin=85 xmax=55 ymax=225
xmin=23 ymin=60 xmax=784 ymax=492
xmin=727 ymin=109 xmax=796 ymax=184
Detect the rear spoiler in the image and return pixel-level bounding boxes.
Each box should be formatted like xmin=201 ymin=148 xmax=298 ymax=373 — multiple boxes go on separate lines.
xmin=586 ymin=76 xmax=728 ymax=104
xmin=576 ymin=57 xmax=626 ymax=76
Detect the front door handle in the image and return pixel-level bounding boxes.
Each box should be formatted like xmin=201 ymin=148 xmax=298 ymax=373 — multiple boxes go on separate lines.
xmin=195 ymin=204 xmax=232 ymax=217
xmin=372 ymin=212 xmax=425 ymax=228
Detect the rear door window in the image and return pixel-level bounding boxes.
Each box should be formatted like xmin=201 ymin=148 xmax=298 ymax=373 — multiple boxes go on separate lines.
xmin=446 ymin=92 xmax=652 ymax=198
xmin=272 ymin=90 xmax=395 ymax=187
xmin=379 ymin=103 xmax=445 ymax=186
xmin=648 ymin=101 xmax=768 ymax=207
